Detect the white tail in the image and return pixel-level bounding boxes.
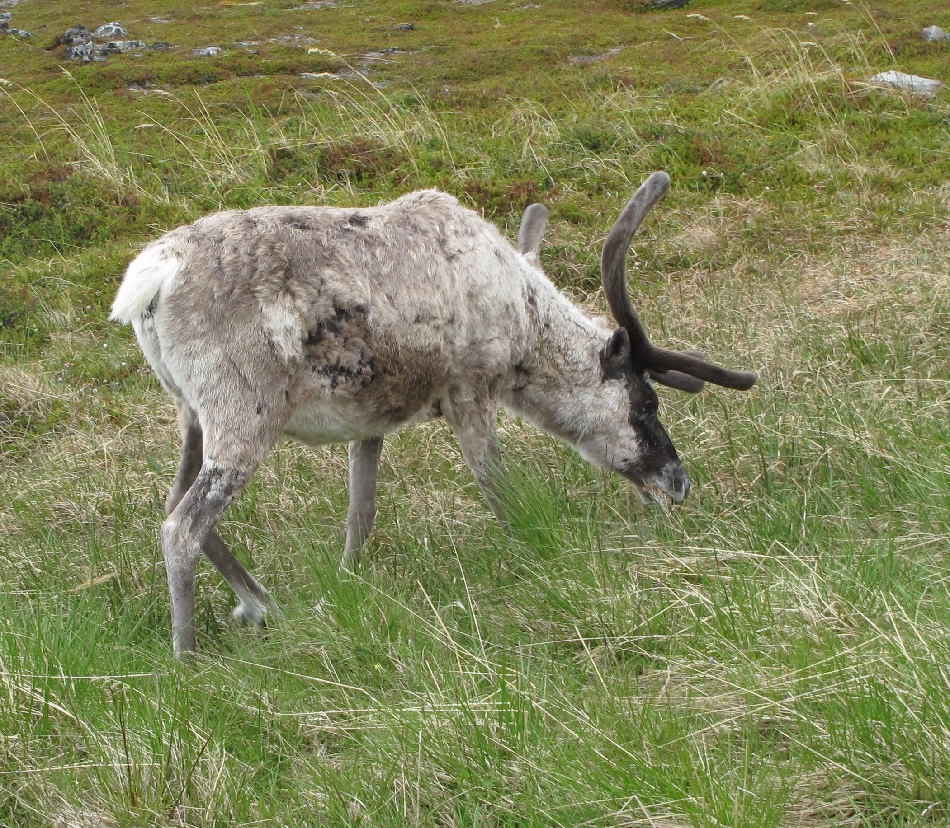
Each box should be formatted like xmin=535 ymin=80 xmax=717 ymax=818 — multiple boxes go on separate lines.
xmin=110 ymin=242 xmax=182 ymax=324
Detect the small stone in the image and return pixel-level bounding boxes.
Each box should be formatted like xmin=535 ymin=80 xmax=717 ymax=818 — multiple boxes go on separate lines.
xmin=99 ymin=39 xmax=146 ymax=55
xmin=921 ymin=25 xmax=949 ymax=43
xmin=93 ymin=22 xmax=128 ymax=40
xmin=192 ymin=45 xmax=223 ymax=57
xmin=395 ymin=23 xmax=414 ymax=31
xmin=869 ymin=70 xmax=943 ymax=96
xmin=1 ymin=21 xmax=30 ymax=37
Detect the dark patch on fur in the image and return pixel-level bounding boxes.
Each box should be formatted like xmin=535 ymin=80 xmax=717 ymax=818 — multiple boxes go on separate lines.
xmin=265 ymin=211 xmax=318 ymax=233
xmin=301 ymin=302 xmax=447 ymax=423
xmin=347 ymin=213 xmax=369 ymax=228
xmin=204 ymin=465 xmax=226 ymax=485
xmin=599 ymin=340 xmax=678 ymax=480
xmin=319 ymin=360 xmax=372 ymax=392
xmin=143 ymin=297 xmax=158 ymax=318
xmin=363 ymin=342 xmax=445 ymax=421
xmin=303 ymin=304 xmax=374 ymax=394
xmin=512 ymin=361 xmax=532 ymax=392
xmin=180 ymin=465 xmax=244 ymax=521
xmin=306 ymin=304 xmax=368 ymax=347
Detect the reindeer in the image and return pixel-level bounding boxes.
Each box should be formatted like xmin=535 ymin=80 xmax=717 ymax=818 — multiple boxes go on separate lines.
xmin=111 ymin=172 xmax=756 ymax=657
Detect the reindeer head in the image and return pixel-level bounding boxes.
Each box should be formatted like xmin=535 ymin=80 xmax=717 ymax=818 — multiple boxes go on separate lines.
xmin=583 ymin=172 xmax=757 ymax=505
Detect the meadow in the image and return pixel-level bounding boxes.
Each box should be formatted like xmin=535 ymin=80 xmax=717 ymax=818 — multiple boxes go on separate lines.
xmin=1 ymin=0 xmax=948 ymax=825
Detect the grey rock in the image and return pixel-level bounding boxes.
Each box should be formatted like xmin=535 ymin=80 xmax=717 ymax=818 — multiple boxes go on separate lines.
xmin=59 ymin=23 xmax=150 ymax=59
xmin=99 ymin=39 xmax=146 ymax=55
xmin=61 ymin=24 xmax=91 ymax=44
xmin=61 ymin=26 xmax=95 ymax=60
xmin=921 ymin=25 xmax=949 ymax=42
xmin=93 ymin=22 xmax=128 ymax=40
xmin=396 ymin=23 xmax=414 ymax=31
xmin=365 ymin=47 xmax=403 ymax=58
xmin=66 ymin=40 xmax=95 ymax=60
xmin=192 ymin=45 xmax=223 ymax=57
xmin=59 ymin=26 xmax=96 ymax=57
xmin=568 ymin=46 xmax=623 ymax=64
xmin=0 ymin=13 xmax=27 ymax=37
xmin=641 ymin=0 xmax=691 ymax=8
xmin=869 ymin=70 xmax=943 ymax=95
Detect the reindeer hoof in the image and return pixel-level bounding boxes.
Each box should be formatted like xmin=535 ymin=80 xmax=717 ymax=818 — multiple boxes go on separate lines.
xmin=232 ymin=601 xmax=267 ymax=628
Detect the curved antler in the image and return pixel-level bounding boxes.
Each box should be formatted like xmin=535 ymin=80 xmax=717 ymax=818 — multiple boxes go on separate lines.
xmin=600 ymin=172 xmax=757 ymax=392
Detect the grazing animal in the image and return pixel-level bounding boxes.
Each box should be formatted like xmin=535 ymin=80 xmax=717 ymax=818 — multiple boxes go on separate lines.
xmin=111 ymin=172 xmax=756 ymax=657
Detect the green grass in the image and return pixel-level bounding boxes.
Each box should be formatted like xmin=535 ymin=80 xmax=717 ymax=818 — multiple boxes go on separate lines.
xmin=1 ymin=0 xmax=949 ymax=825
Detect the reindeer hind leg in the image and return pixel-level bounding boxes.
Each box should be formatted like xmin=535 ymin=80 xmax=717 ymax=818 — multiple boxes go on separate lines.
xmin=163 ymin=404 xmax=281 ymax=656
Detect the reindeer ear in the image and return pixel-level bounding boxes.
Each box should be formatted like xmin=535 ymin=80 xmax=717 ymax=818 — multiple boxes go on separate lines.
xmin=517 ymin=203 xmax=548 ymax=258
xmin=602 ymin=328 xmax=631 ymax=371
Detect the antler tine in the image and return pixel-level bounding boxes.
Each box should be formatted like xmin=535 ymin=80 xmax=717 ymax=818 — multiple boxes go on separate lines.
xmin=600 ymin=172 xmax=758 ymax=392
xmin=649 ymin=369 xmax=706 ymax=393
xmin=649 ymin=350 xmax=706 ymax=393
xmin=647 ymin=349 xmax=757 ymax=390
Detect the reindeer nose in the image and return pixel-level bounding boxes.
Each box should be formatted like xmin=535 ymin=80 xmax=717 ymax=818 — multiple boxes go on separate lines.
xmin=671 ymin=466 xmax=690 ymax=503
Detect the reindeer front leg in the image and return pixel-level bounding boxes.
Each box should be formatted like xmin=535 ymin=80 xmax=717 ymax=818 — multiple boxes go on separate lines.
xmin=444 ymin=388 xmax=509 ymax=526
xmin=341 ymin=437 xmax=384 ymax=569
